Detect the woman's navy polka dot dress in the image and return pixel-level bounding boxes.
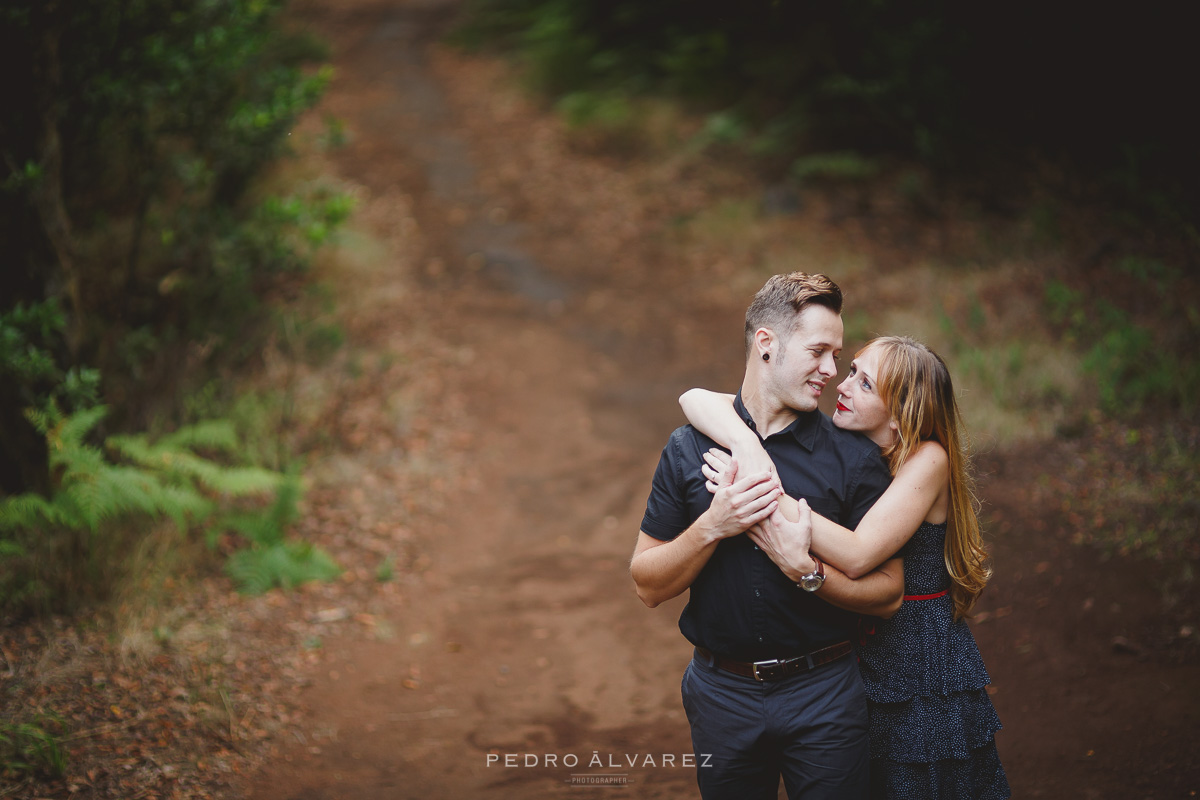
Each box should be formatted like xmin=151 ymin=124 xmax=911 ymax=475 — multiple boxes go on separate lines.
xmin=856 ymin=522 xmax=1011 ymax=799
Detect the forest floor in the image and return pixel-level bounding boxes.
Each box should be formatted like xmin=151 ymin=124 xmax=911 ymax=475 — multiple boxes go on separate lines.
xmin=3 ymin=0 xmax=1197 ymax=798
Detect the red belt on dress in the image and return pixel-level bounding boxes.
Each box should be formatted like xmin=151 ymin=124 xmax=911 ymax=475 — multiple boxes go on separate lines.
xmin=904 ymin=589 xmax=949 ymax=601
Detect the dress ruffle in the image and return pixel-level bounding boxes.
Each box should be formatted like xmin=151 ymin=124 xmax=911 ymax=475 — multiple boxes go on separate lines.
xmin=867 ymin=689 xmax=1004 ymax=762
xmin=857 ymin=521 xmax=1010 ymax=799
xmin=870 ymin=744 xmax=1010 ymax=800
xmin=858 ymin=602 xmax=993 ymax=702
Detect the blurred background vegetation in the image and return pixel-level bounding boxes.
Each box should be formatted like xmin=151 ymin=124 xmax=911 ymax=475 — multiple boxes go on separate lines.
xmin=454 ymin=0 xmax=1198 ymax=226
xmin=0 ymin=0 xmax=348 ymax=617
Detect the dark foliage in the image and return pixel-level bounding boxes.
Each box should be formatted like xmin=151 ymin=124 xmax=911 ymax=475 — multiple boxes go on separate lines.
xmin=456 ymin=0 xmax=1198 ymax=223
xmin=0 ymin=0 xmax=332 ymax=493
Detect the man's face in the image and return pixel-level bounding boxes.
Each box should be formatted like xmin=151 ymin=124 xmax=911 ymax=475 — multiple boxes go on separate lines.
xmin=769 ymin=305 xmax=843 ymax=413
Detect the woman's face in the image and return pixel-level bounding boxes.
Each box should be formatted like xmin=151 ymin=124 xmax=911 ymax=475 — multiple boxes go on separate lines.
xmin=832 ymin=346 xmax=896 ymax=447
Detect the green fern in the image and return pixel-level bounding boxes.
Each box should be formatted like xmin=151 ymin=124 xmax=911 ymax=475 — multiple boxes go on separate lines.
xmin=0 ymin=404 xmax=337 ymax=613
xmin=108 ymin=421 xmax=279 ymax=497
xmin=216 ymin=472 xmax=340 ymax=594
xmin=225 ymin=541 xmax=341 ymax=595
xmin=0 ymin=405 xmax=263 ymax=536
xmin=217 ymin=472 xmax=302 ymax=548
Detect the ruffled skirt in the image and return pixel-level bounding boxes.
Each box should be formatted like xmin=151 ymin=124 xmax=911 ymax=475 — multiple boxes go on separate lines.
xmin=857 ymin=595 xmax=1010 ymax=800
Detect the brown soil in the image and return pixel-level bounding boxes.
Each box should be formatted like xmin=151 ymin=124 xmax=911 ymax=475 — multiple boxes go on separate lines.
xmin=4 ymin=1 xmax=1196 ymax=798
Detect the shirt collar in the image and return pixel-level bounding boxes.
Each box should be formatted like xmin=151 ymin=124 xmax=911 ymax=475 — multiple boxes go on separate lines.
xmin=733 ymin=391 xmax=821 ymax=453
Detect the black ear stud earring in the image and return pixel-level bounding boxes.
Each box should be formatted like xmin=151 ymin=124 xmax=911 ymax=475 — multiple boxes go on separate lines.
xmin=762 ymin=353 xmax=770 ymax=362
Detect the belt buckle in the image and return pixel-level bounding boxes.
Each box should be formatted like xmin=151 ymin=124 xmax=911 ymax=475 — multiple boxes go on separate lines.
xmin=751 ymin=659 xmax=781 ymax=681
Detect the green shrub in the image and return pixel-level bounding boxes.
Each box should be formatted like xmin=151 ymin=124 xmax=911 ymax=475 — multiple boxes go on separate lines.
xmin=1045 ymin=279 xmax=1199 ymax=417
xmin=790 ymin=151 xmax=879 ymax=184
xmin=0 ymin=1 xmax=343 ymax=493
xmin=455 ymin=0 xmax=1198 ymax=222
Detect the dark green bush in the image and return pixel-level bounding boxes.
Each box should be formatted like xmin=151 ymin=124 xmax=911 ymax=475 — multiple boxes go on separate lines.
xmin=0 ymin=0 xmax=339 ymax=493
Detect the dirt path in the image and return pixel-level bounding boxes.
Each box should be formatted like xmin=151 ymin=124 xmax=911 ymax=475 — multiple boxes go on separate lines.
xmin=243 ymin=2 xmax=722 ymax=797
xmin=241 ymin=1 xmax=1198 ymax=797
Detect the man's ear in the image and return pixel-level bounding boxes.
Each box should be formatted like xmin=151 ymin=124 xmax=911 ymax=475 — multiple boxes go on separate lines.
xmin=753 ymin=327 xmax=775 ymax=360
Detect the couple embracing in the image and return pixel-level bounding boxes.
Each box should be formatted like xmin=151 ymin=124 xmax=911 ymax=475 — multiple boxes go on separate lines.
xmin=631 ymin=272 xmax=1009 ymax=799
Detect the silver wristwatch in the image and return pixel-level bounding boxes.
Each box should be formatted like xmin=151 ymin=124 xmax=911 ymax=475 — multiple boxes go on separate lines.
xmin=797 ymin=556 xmax=825 ymax=592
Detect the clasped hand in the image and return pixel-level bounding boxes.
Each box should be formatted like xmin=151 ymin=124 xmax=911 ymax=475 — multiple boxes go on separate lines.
xmin=701 ymin=454 xmax=782 ymax=540
xmin=703 ymin=449 xmax=817 ymax=581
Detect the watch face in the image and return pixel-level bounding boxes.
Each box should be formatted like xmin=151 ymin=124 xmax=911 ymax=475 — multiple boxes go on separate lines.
xmin=800 ymin=575 xmax=823 ymax=592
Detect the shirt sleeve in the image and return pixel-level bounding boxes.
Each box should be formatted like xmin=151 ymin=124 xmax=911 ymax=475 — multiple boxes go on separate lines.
xmin=845 ymin=447 xmax=892 ymax=531
xmin=639 ymin=429 xmax=695 ymax=541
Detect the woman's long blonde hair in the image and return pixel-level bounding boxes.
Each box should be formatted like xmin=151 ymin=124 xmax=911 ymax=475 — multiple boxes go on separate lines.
xmin=864 ymin=336 xmax=991 ymax=619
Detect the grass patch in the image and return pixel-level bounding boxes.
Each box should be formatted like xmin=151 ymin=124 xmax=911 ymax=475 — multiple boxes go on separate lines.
xmin=555 ymin=90 xmax=697 ymax=156
xmin=0 ymin=716 xmax=67 ymax=779
xmin=1046 ymin=277 xmax=1200 ymax=417
xmin=1056 ymin=422 xmax=1200 ymax=562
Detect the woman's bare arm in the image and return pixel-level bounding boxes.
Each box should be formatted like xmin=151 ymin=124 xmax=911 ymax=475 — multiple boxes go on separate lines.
xmin=696 ymin=422 xmax=945 ymax=578
xmin=678 ymin=389 xmax=777 ymax=478
xmin=807 ymin=442 xmax=947 ymax=577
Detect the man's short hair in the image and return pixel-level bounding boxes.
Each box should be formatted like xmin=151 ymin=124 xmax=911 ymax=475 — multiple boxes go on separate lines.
xmin=744 ymin=272 xmax=843 ymax=357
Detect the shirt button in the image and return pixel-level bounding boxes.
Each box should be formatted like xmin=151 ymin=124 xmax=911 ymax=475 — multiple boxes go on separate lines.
xmin=753 ymin=545 xmax=759 ymax=550
xmin=754 ymin=590 xmax=761 ymax=597
xmin=758 ymin=636 xmax=764 ymax=643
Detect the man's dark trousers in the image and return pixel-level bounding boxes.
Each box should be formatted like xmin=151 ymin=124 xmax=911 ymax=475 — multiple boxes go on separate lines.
xmin=682 ymin=649 xmax=869 ymax=800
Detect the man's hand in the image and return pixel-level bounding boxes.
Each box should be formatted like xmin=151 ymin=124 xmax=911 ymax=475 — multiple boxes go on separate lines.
xmin=699 ymin=456 xmax=782 ymax=543
xmin=747 ymin=501 xmax=817 ymax=581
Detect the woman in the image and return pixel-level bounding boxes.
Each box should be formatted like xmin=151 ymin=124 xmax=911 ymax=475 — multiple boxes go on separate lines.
xmin=681 ymin=335 xmax=1009 ymax=800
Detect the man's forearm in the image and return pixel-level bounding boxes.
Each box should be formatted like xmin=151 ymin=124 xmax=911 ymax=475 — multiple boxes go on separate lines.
xmin=816 ymin=556 xmax=904 ymax=619
xmin=631 ymin=523 xmax=723 ymax=608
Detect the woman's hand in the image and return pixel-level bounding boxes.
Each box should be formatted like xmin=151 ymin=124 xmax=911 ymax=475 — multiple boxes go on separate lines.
xmin=747 ymin=500 xmax=816 ymax=581
xmin=701 ymin=449 xmax=734 ymax=493
xmin=703 ymin=446 xmax=776 ymax=490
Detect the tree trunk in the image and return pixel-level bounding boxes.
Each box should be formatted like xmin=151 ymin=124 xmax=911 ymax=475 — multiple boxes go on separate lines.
xmin=26 ymin=3 xmax=85 ymax=358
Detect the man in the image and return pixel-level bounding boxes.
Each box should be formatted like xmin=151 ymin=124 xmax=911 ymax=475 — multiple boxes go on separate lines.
xmin=631 ymin=272 xmax=903 ymax=799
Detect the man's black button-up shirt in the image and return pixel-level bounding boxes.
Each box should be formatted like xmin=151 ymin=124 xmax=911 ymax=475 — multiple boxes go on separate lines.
xmin=640 ymin=393 xmax=892 ymax=662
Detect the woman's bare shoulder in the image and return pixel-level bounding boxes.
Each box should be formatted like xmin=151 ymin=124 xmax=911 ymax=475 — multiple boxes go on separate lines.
xmin=898 ymin=440 xmax=949 ymax=478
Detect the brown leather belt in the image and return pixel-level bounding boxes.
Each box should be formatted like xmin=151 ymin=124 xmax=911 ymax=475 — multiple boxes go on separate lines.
xmin=695 ymin=641 xmax=853 ymax=682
